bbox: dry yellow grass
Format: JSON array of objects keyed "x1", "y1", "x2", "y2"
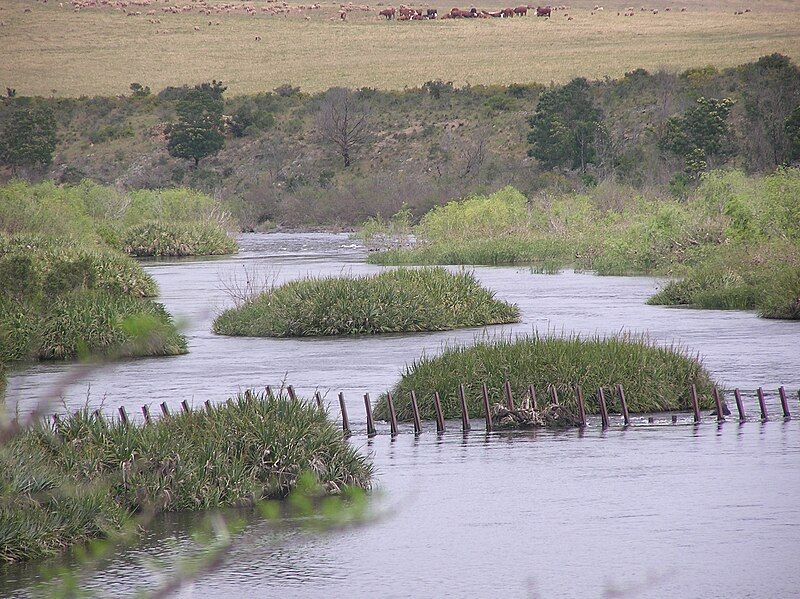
[{"x1": 2, "y1": 0, "x2": 800, "y2": 96}]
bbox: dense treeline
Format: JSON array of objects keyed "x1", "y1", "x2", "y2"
[{"x1": 1, "y1": 55, "x2": 799, "y2": 228}]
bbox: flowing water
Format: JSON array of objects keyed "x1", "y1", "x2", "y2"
[{"x1": 3, "y1": 233, "x2": 799, "y2": 598}]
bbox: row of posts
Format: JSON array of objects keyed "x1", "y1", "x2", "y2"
[{"x1": 54, "y1": 384, "x2": 795, "y2": 435}]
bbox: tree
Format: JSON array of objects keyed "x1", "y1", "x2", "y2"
[
  {"x1": 167, "y1": 82, "x2": 226, "y2": 167},
  {"x1": 527, "y1": 78, "x2": 605, "y2": 172},
  {"x1": 316, "y1": 87, "x2": 371, "y2": 168},
  {"x1": 787, "y1": 105, "x2": 800, "y2": 162},
  {"x1": 0, "y1": 101, "x2": 57, "y2": 174}
]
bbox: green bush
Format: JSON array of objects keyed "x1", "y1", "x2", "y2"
[
  {"x1": 213, "y1": 267, "x2": 520, "y2": 337},
  {"x1": 374, "y1": 334, "x2": 717, "y2": 422},
  {"x1": 0, "y1": 391, "x2": 372, "y2": 563},
  {"x1": 121, "y1": 220, "x2": 237, "y2": 257}
]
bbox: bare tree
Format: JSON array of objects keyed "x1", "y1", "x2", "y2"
[{"x1": 316, "y1": 87, "x2": 371, "y2": 167}]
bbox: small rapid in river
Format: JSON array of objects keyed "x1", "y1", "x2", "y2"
[{"x1": 3, "y1": 233, "x2": 799, "y2": 598}]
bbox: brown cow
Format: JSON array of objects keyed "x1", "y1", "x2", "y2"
[
  {"x1": 501, "y1": 7, "x2": 515, "y2": 16},
  {"x1": 536, "y1": 5, "x2": 551, "y2": 16},
  {"x1": 379, "y1": 7, "x2": 395, "y2": 18},
  {"x1": 514, "y1": 5, "x2": 528, "y2": 15}
]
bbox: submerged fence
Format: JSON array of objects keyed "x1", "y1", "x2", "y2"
[{"x1": 64, "y1": 382, "x2": 798, "y2": 438}]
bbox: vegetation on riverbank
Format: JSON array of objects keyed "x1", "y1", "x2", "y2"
[
  {"x1": 367, "y1": 169, "x2": 800, "y2": 319},
  {"x1": 374, "y1": 334, "x2": 717, "y2": 422},
  {"x1": 0, "y1": 391, "x2": 372, "y2": 563},
  {"x1": 213, "y1": 267, "x2": 519, "y2": 337}
]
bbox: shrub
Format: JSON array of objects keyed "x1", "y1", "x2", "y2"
[
  {"x1": 213, "y1": 268, "x2": 520, "y2": 337},
  {"x1": 374, "y1": 334, "x2": 717, "y2": 422},
  {"x1": 121, "y1": 220, "x2": 237, "y2": 257}
]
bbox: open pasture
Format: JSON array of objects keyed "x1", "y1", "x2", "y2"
[{"x1": 2, "y1": 0, "x2": 800, "y2": 95}]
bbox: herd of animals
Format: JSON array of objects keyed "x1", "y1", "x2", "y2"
[{"x1": 378, "y1": 4, "x2": 557, "y2": 18}]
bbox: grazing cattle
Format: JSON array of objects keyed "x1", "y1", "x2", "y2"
[
  {"x1": 513, "y1": 5, "x2": 528, "y2": 15},
  {"x1": 427, "y1": 8, "x2": 438, "y2": 17},
  {"x1": 484, "y1": 9, "x2": 503, "y2": 16},
  {"x1": 501, "y1": 7, "x2": 515, "y2": 16},
  {"x1": 379, "y1": 7, "x2": 395, "y2": 18},
  {"x1": 536, "y1": 5, "x2": 551, "y2": 16}
]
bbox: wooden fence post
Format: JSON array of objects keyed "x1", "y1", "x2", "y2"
[
  {"x1": 364, "y1": 393, "x2": 376, "y2": 437},
  {"x1": 265, "y1": 385, "x2": 274, "y2": 399},
  {"x1": 598, "y1": 388, "x2": 609, "y2": 429},
  {"x1": 528, "y1": 385, "x2": 537, "y2": 410},
  {"x1": 575, "y1": 385, "x2": 586, "y2": 428},
  {"x1": 93, "y1": 409, "x2": 102, "y2": 421},
  {"x1": 314, "y1": 391, "x2": 323, "y2": 410},
  {"x1": 550, "y1": 385, "x2": 559, "y2": 405},
  {"x1": 481, "y1": 383, "x2": 493, "y2": 432},
  {"x1": 118, "y1": 406, "x2": 129, "y2": 425},
  {"x1": 712, "y1": 386, "x2": 725, "y2": 422},
  {"x1": 410, "y1": 390, "x2": 422, "y2": 434},
  {"x1": 386, "y1": 392, "x2": 399, "y2": 437},
  {"x1": 160, "y1": 402, "x2": 170, "y2": 418},
  {"x1": 733, "y1": 389, "x2": 745, "y2": 421},
  {"x1": 503, "y1": 381, "x2": 514, "y2": 411},
  {"x1": 690, "y1": 384, "x2": 701, "y2": 423},
  {"x1": 338, "y1": 392, "x2": 350, "y2": 436},
  {"x1": 433, "y1": 392, "x2": 446, "y2": 433},
  {"x1": 141, "y1": 405, "x2": 151, "y2": 424},
  {"x1": 204, "y1": 399, "x2": 213, "y2": 414},
  {"x1": 287, "y1": 385, "x2": 297, "y2": 401},
  {"x1": 616, "y1": 384, "x2": 630, "y2": 425},
  {"x1": 757, "y1": 387, "x2": 768, "y2": 421},
  {"x1": 181, "y1": 400, "x2": 190, "y2": 414},
  {"x1": 458, "y1": 383, "x2": 471, "y2": 432},
  {"x1": 779, "y1": 386, "x2": 791, "y2": 419}
]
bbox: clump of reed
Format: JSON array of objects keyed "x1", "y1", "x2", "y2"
[
  {"x1": 374, "y1": 333, "x2": 716, "y2": 422},
  {"x1": 213, "y1": 267, "x2": 520, "y2": 337},
  {"x1": 121, "y1": 220, "x2": 237, "y2": 257},
  {"x1": 0, "y1": 391, "x2": 372, "y2": 563}
]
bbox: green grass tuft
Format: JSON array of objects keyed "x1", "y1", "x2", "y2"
[
  {"x1": 213, "y1": 267, "x2": 520, "y2": 337},
  {"x1": 121, "y1": 220, "x2": 237, "y2": 257},
  {"x1": 374, "y1": 333, "x2": 717, "y2": 422}
]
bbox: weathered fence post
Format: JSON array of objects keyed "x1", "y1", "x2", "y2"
[
  {"x1": 386, "y1": 392, "x2": 399, "y2": 437},
  {"x1": 118, "y1": 406, "x2": 129, "y2": 425},
  {"x1": 779, "y1": 386, "x2": 791, "y2": 419},
  {"x1": 265, "y1": 385, "x2": 274, "y2": 399},
  {"x1": 550, "y1": 385, "x2": 559, "y2": 405},
  {"x1": 160, "y1": 402, "x2": 170, "y2": 418},
  {"x1": 757, "y1": 387, "x2": 768, "y2": 421},
  {"x1": 598, "y1": 388, "x2": 609, "y2": 429},
  {"x1": 481, "y1": 383, "x2": 493, "y2": 432},
  {"x1": 181, "y1": 400, "x2": 190, "y2": 414},
  {"x1": 287, "y1": 385, "x2": 297, "y2": 401},
  {"x1": 204, "y1": 399, "x2": 213, "y2": 414},
  {"x1": 141, "y1": 405, "x2": 152, "y2": 424},
  {"x1": 733, "y1": 389, "x2": 746, "y2": 421},
  {"x1": 616, "y1": 383, "x2": 630, "y2": 425},
  {"x1": 93, "y1": 409, "x2": 102, "y2": 421},
  {"x1": 314, "y1": 391, "x2": 323, "y2": 410},
  {"x1": 528, "y1": 385, "x2": 538, "y2": 410},
  {"x1": 410, "y1": 390, "x2": 422, "y2": 434},
  {"x1": 458, "y1": 383, "x2": 471, "y2": 432},
  {"x1": 338, "y1": 392, "x2": 350, "y2": 436},
  {"x1": 433, "y1": 391, "x2": 446, "y2": 433},
  {"x1": 503, "y1": 381, "x2": 514, "y2": 411},
  {"x1": 575, "y1": 385, "x2": 586, "y2": 428},
  {"x1": 690, "y1": 384, "x2": 701, "y2": 423},
  {"x1": 712, "y1": 387, "x2": 724, "y2": 422},
  {"x1": 363, "y1": 393, "x2": 376, "y2": 437}
]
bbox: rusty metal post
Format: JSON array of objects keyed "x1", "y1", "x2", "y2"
[
  {"x1": 433, "y1": 391, "x2": 445, "y2": 433},
  {"x1": 481, "y1": 383, "x2": 493, "y2": 432},
  {"x1": 386, "y1": 392, "x2": 399, "y2": 437},
  {"x1": 616, "y1": 384, "x2": 630, "y2": 425},
  {"x1": 690, "y1": 384, "x2": 701, "y2": 423},
  {"x1": 733, "y1": 389, "x2": 745, "y2": 421},
  {"x1": 314, "y1": 391, "x2": 323, "y2": 410},
  {"x1": 575, "y1": 385, "x2": 587, "y2": 428},
  {"x1": 181, "y1": 400, "x2": 190, "y2": 414},
  {"x1": 598, "y1": 388, "x2": 609, "y2": 429},
  {"x1": 141, "y1": 405, "x2": 152, "y2": 424},
  {"x1": 363, "y1": 393, "x2": 376, "y2": 437},
  {"x1": 160, "y1": 402, "x2": 170, "y2": 418},
  {"x1": 410, "y1": 390, "x2": 422, "y2": 434},
  {"x1": 287, "y1": 385, "x2": 297, "y2": 401},
  {"x1": 757, "y1": 387, "x2": 768, "y2": 421},
  {"x1": 712, "y1": 386, "x2": 725, "y2": 422},
  {"x1": 338, "y1": 392, "x2": 350, "y2": 435},
  {"x1": 118, "y1": 406, "x2": 129, "y2": 425},
  {"x1": 503, "y1": 380, "x2": 514, "y2": 411},
  {"x1": 458, "y1": 383, "x2": 471, "y2": 432},
  {"x1": 779, "y1": 386, "x2": 791, "y2": 419}
]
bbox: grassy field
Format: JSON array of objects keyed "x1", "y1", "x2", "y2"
[{"x1": 2, "y1": 0, "x2": 800, "y2": 96}]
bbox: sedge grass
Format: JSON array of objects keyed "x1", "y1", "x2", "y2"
[
  {"x1": 0, "y1": 391, "x2": 372, "y2": 563},
  {"x1": 121, "y1": 220, "x2": 237, "y2": 257},
  {"x1": 213, "y1": 267, "x2": 520, "y2": 337},
  {"x1": 374, "y1": 333, "x2": 717, "y2": 422}
]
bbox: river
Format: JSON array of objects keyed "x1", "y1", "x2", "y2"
[{"x1": 3, "y1": 233, "x2": 799, "y2": 598}]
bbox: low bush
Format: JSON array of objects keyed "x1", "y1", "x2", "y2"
[
  {"x1": 121, "y1": 220, "x2": 237, "y2": 257},
  {"x1": 213, "y1": 267, "x2": 520, "y2": 337},
  {"x1": 374, "y1": 334, "x2": 716, "y2": 422},
  {"x1": 0, "y1": 391, "x2": 372, "y2": 563}
]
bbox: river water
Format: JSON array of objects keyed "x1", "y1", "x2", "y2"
[{"x1": 3, "y1": 233, "x2": 799, "y2": 598}]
